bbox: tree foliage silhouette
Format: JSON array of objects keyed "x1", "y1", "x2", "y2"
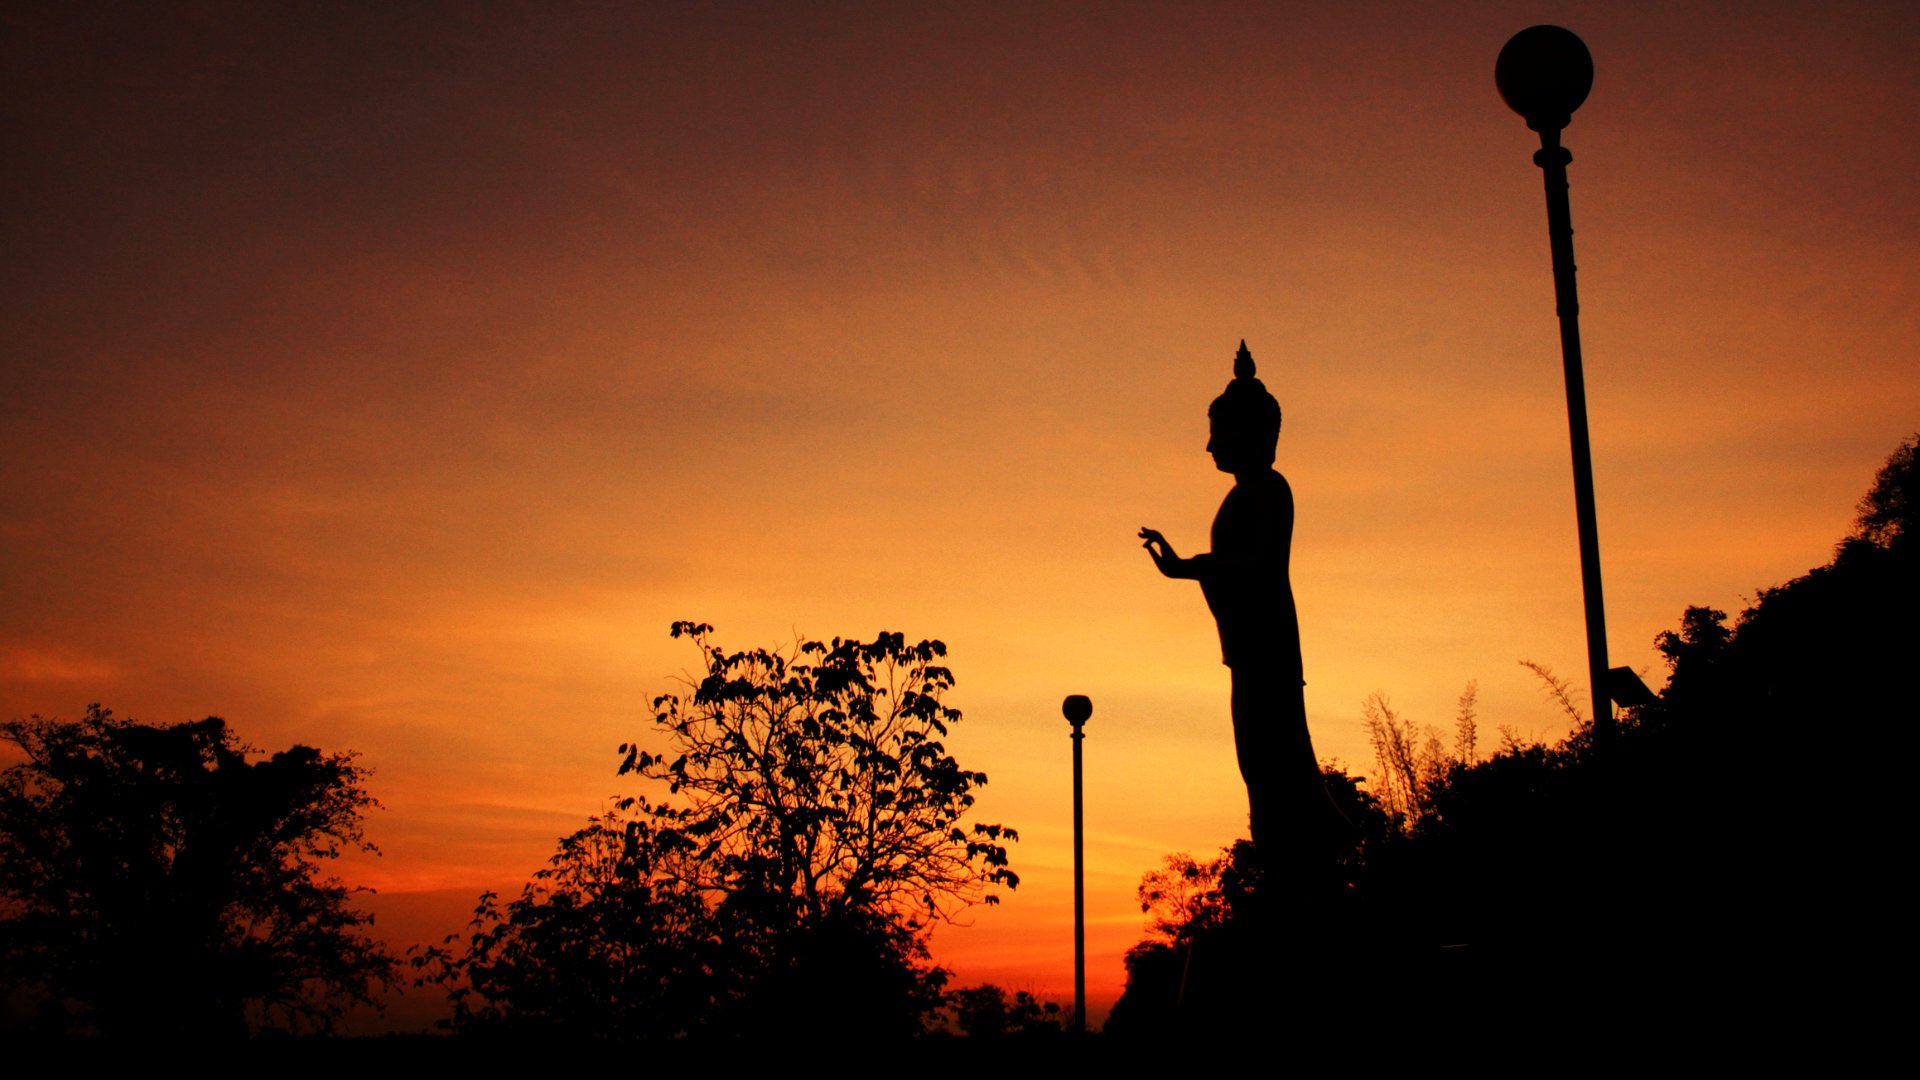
[
  {"x1": 0, "y1": 706, "x2": 394, "y2": 1037},
  {"x1": 1136, "y1": 851, "x2": 1228, "y2": 945},
  {"x1": 1850, "y1": 434, "x2": 1915, "y2": 551},
  {"x1": 423, "y1": 623, "x2": 1017, "y2": 1037},
  {"x1": 946, "y1": 983, "x2": 1065, "y2": 1038},
  {"x1": 621, "y1": 621, "x2": 1016, "y2": 926},
  {"x1": 422, "y1": 817, "x2": 724, "y2": 1039}
]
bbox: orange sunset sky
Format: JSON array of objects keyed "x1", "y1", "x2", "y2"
[{"x1": 5, "y1": 2, "x2": 1917, "y2": 1029}]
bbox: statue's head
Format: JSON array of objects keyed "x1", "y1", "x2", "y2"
[{"x1": 1206, "y1": 341, "x2": 1281, "y2": 473}]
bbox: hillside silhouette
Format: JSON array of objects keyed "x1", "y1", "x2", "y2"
[{"x1": 1110, "y1": 433, "x2": 1917, "y2": 1046}]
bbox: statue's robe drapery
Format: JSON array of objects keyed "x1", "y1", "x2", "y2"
[{"x1": 1191, "y1": 469, "x2": 1326, "y2": 852}]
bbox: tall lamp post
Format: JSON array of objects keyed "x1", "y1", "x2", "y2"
[
  {"x1": 1063, "y1": 693, "x2": 1091, "y2": 1034},
  {"x1": 1497, "y1": 26, "x2": 1615, "y2": 741}
]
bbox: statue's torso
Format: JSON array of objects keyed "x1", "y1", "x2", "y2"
[{"x1": 1201, "y1": 469, "x2": 1302, "y2": 675}]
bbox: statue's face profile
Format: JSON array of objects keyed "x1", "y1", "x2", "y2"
[{"x1": 1207, "y1": 416, "x2": 1273, "y2": 475}]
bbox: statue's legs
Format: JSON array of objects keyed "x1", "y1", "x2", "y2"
[{"x1": 1229, "y1": 666, "x2": 1348, "y2": 861}]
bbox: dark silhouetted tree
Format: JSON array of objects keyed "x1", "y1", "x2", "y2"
[
  {"x1": 420, "y1": 817, "x2": 722, "y2": 1040},
  {"x1": 946, "y1": 983, "x2": 1064, "y2": 1037},
  {"x1": 1108, "y1": 766, "x2": 1392, "y2": 1038},
  {"x1": 621, "y1": 622, "x2": 1017, "y2": 930},
  {"x1": 423, "y1": 623, "x2": 1016, "y2": 1037},
  {"x1": 1135, "y1": 850, "x2": 1230, "y2": 948},
  {"x1": 0, "y1": 706, "x2": 394, "y2": 1037},
  {"x1": 1850, "y1": 434, "x2": 1915, "y2": 552}
]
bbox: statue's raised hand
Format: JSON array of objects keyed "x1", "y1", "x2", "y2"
[{"x1": 1139, "y1": 527, "x2": 1183, "y2": 577}]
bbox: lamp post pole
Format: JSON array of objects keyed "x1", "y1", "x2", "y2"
[
  {"x1": 1063, "y1": 694, "x2": 1092, "y2": 1034},
  {"x1": 1497, "y1": 26, "x2": 1615, "y2": 742}
]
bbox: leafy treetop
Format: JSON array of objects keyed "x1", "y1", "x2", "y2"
[{"x1": 618, "y1": 621, "x2": 1017, "y2": 928}]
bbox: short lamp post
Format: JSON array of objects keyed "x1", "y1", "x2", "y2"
[
  {"x1": 1497, "y1": 25, "x2": 1616, "y2": 741},
  {"x1": 1063, "y1": 693, "x2": 1091, "y2": 1035}
]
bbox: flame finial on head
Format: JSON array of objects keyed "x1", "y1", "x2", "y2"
[{"x1": 1234, "y1": 340, "x2": 1255, "y2": 379}]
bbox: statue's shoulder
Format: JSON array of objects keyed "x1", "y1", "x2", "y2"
[
  {"x1": 1248, "y1": 470, "x2": 1294, "y2": 534},
  {"x1": 1252, "y1": 468, "x2": 1294, "y2": 508},
  {"x1": 1218, "y1": 470, "x2": 1293, "y2": 536}
]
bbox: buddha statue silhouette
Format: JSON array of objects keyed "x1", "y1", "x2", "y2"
[{"x1": 1140, "y1": 341, "x2": 1349, "y2": 862}]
